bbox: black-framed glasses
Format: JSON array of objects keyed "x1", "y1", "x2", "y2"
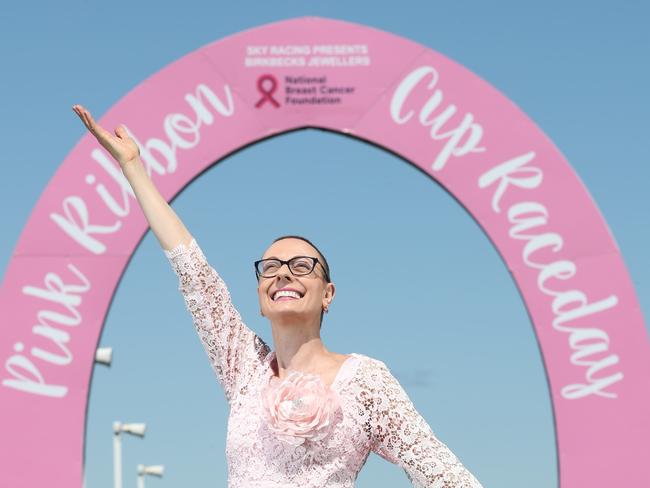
[{"x1": 254, "y1": 256, "x2": 330, "y2": 282}]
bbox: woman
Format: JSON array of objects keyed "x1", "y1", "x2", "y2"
[{"x1": 73, "y1": 105, "x2": 484, "y2": 488}]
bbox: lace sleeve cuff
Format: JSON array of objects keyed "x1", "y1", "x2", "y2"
[{"x1": 163, "y1": 238, "x2": 197, "y2": 260}]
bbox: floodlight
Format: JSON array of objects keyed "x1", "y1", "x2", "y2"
[
  {"x1": 95, "y1": 347, "x2": 113, "y2": 366},
  {"x1": 137, "y1": 464, "x2": 165, "y2": 488}
]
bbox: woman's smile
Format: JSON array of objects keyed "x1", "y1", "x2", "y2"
[{"x1": 272, "y1": 288, "x2": 304, "y2": 301}]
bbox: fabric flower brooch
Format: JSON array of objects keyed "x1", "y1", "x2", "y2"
[{"x1": 262, "y1": 370, "x2": 342, "y2": 446}]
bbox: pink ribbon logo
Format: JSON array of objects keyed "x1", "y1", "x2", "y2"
[{"x1": 255, "y1": 74, "x2": 281, "y2": 108}]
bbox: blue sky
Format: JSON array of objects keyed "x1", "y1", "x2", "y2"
[{"x1": 1, "y1": 1, "x2": 648, "y2": 487}]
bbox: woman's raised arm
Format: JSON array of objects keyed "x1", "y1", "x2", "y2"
[
  {"x1": 72, "y1": 104, "x2": 191, "y2": 251},
  {"x1": 73, "y1": 105, "x2": 271, "y2": 402}
]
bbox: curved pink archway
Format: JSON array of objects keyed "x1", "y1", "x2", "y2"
[{"x1": 1, "y1": 17, "x2": 648, "y2": 487}]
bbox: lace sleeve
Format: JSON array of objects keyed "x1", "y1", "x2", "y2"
[
  {"x1": 164, "y1": 237, "x2": 271, "y2": 404},
  {"x1": 369, "y1": 360, "x2": 484, "y2": 488}
]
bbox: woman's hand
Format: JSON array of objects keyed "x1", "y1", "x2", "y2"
[{"x1": 72, "y1": 104, "x2": 140, "y2": 168}]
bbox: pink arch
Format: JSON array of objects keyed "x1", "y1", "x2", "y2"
[{"x1": 1, "y1": 17, "x2": 648, "y2": 487}]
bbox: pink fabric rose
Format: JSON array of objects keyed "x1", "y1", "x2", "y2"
[{"x1": 262, "y1": 370, "x2": 342, "y2": 446}]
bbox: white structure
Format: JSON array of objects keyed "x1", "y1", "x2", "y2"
[
  {"x1": 95, "y1": 347, "x2": 113, "y2": 366},
  {"x1": 137, "y1": 464, "x2": 164, "y2": 488},
  {"x1": 112, "y1": 421, "x2": 146, "y2": 488}
]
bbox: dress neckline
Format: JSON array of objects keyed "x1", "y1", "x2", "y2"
[{"x1": 266, "y1": 352, "x2": 360, "y2": 391}]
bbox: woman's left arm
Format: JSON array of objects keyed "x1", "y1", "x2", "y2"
[{"x1": 369, "y1": 360, "x2": 484, "y2": 488}]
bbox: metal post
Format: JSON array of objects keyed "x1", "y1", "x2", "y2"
[
  {"x1": 136, "y1": 468, "x2": 145, "y2": 488},
  {"x1": 112, "y1": 422, "x2": 122, "y2": 488}
]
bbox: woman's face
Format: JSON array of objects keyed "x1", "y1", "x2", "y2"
[{"x1": 257, "y1": 238, "x2": 334, "y2": 325}]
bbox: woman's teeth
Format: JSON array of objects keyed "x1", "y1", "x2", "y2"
[{"x1": 273, "y1": 290, "x2": 301, "y2": 301}]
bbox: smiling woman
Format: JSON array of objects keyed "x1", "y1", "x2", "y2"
[
  {"x1": 163, "y1": 235, "x2": 485, "y2": 487},
  {"x1": 72, "y1": 102, "x2": 485, "y2": 487}
]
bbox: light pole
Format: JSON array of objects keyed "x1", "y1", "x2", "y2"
[
  {"x1": 82, "y1": 347, "x2": 112, "y2": 488},
  {"x1": 137, "y1": 464, "x2": 164, "y2": 488},
  {"x1": 113, "y1": 421, "x2": 146, "y2": 488}
]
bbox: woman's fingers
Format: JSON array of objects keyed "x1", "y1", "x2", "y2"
[
  {"x1": 73, "y1": 104, "x2": 97, "y2": 136},
  {"x1": 72, "y1": 105, "x2": 89, "y2": 130},
  {"x1": 73, "y1": 104, "x2": 119, "y2": 152},
  {"x1": 73, "y1": 105, "x2": 109, "y2": 140},
  {"x1": 73, "y1": 104, "x2": 95, "y2": 131},
  {"x1": 114, "y1": 125, "x2": 128, "y2": 140}
]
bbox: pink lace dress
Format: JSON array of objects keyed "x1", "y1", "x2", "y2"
[{"x1": 164, "y1": 237, "x2": 484, "y2": 488}]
